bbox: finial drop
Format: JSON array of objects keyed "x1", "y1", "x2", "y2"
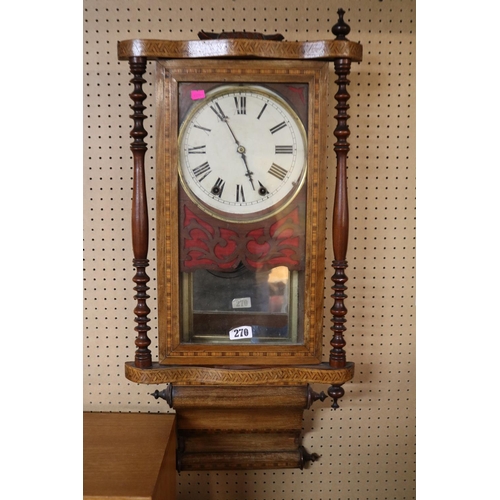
[
  {"x1": 151, "y1": 384, "x2": 173, "y2": 407},
  {"x1": 328, "y1": 384, "x2": 345, "y2": 410},
  {"x1": 332, "y1": 8, "x2": 351, "y2": 40}
]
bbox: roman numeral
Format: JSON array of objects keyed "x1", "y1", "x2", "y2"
[
  {"x1": 257, "y1": 103, "x2": 267, "y2": 120},
  {"x1": 192, "y1": 162, "x2": 211, "y2": 181},
  {"x1": 188, "y1": 145, "x2": 206, "y2": 154},
  {"x1": 275, "y1": 145, "x2": 293, "y2": 154},
  {"x1": 211, "y1": 177, "x2": 225, "y2": 197},
  {"x1": 270, "y1": 121, "x2": 287, "y2": 134},
  {"x1": 236, "y1": 184, "x2": 245, "y2": 203},
  {"x1": 234, "y1": 96, "x2": 246, "y2": 115},
  {"x1": 210, "y1": 102, "x2": 226, "y2": 121},
  {"x1": 268, "y1": 163, "x2": 288, "y2": 181}
]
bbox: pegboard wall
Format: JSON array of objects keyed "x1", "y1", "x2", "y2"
[{"x1": 83, "y1": 0, "x2": 415, "y2": 498}]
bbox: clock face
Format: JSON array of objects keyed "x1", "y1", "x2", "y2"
[{"x1": 178, "y1": 85, "x2": 307, "y2": 222}]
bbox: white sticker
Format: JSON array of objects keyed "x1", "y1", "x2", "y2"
[
  {"x1": 232, "y1": 297, "x2": 252, "y2": 309},
  {"x1": 229, "y1": 326, "x2": 253, "y2": 340}
]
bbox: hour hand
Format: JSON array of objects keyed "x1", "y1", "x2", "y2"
[{"x1": 236, "y1": 145, "x2": 255, "y2": 190}]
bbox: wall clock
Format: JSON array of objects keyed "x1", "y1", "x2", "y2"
[{"x1": 118, "y1": 9, "x2": 362, "y2": 471}]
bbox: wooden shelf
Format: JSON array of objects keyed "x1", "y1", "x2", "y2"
[
  {"x1": 124, "y1": 361, "x2": 354, "y2": 386},
  {"x1": 83, "y1": 412, "x2": 176, "y2": 500}
]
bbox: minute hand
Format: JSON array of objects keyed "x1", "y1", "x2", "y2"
[{"x1": 213, "y1": 103, "x2": 255, "y2": 190}]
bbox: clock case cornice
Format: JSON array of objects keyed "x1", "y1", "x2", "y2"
[{"x1": 117, "y1": 37, "x2": 362, "y2": 63}]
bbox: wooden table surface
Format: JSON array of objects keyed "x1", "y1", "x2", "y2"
[{"x1": 83, "y1": 412, "x2": 176, "y2": 500}]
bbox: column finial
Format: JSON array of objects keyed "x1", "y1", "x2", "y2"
[{"x1": 332, "y1": 8, "x2": 351, "y2": 40}]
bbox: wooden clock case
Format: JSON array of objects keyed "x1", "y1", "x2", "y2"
[
  {"x1": 157, "y1": 60, "x2": 326, "y2": 366},
  {"x1": 118, "y1": 10, "x2": 362, "y2": 471}
]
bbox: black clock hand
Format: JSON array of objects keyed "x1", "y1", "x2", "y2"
[
  {"x1": 212, "y1": 103, "x2": 241, "y2": 145},
  {"x1": 222, "y1": 115, "x2": 240, "y2": 145},
  {"x1": 214, "y1": 102, "x2": 255, "y2": 190},
  {"x1": 236, "y1": 145, "x2": 255, "y2": 191}
]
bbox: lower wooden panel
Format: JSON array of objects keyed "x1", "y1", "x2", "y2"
[
  {"x1": 177, "y1": 407, "x2": 304, "y2": 431},
  {"x1": 179, "y1": 431, "x2": 300, "y2": 453},
  {"x1": 179, "y1": 451, "x2": 303, "y2": 471},
  {"x1": 173, "y1": 384, "x2": 319, "y2": 471},
  {"x1": 171, "y1": 384, "x2": 309, "y2": 408}
]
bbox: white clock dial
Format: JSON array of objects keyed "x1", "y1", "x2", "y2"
[{"x1": 178, "y1": 85, "x2": 307, "y2": 222}]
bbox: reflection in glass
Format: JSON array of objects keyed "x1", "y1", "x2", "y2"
[{"x1": 181, "y1": 264, "x2": 302, "y2": 344}]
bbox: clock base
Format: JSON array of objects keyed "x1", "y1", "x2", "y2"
[
  {"x1": 160, "y1": 384, "x2": 328, "y2": 471},
  {"x1": 128, "y1": 368, "x2": 353, "y2": 471}
]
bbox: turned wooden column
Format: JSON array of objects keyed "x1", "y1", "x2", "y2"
[
  {"x1": 128, "y1": 56, "x2": 152, "y2": 368},
  {"x1": 329, "y1": 9, "x2": 352, "y2": 371}
]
